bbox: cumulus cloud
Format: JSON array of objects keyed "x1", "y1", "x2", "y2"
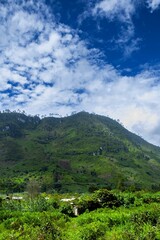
[{"x1": 1, "y1": 0, "x2": 160, "y2": 145}]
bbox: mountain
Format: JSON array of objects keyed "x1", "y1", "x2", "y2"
[{"x1": 0, "y1": 110, "x2": 160, "y2": 193}]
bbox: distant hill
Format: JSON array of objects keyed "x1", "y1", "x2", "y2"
[{"x1": 1, "y1": 111, "x2": 160, "y2": 193}]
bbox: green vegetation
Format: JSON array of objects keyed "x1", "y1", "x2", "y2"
[
  {"x1": 1, "y1": 190, "x2": 160, "y2": 239},
  {"x1": 1, "y1": 110, "x2": 160, "y2": 193},
  {"x1": 1, "y1": 111, "x2": 160, "y2": 238}
]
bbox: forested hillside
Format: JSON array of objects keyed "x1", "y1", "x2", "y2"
[{"x1": 1, "y1": 111, "x2": 160, "y2": 193}]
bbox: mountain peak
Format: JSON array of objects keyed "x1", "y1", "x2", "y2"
[{"x1": 1, "y1": 111, "x2": 160, "y2": 193}]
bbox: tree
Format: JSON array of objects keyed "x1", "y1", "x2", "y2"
[{"x1": 26, "y1": 179, "x2": 40, "y2": 198}]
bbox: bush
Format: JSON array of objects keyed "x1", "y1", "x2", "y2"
[
  {"x1": 93, "y1": 189, "x2": 123, "y2": 208},
  {"x1": 77, "y1": 194, "x2": 100, "y2": 214},
  {"x1": 77, "y1": 189, "x2": 123, "y2": 214},
  {"x1": 77, "y1": 221, "x2": 106, "y2": 240},
  {"x1": 59, "y1": 202, "x2": 75, "y2": 217}
]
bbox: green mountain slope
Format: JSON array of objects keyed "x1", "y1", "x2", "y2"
[{"x1": 0, "y1": 111, "x2": 160, "y2": 193}]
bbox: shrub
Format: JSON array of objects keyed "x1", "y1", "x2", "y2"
[
  {"x1": 77, "y1": 194, "x2": 100, "y2": 214},
  {"x1": 27, "y1": 196, "x2": 50, "y2": 212},
  {"x1": 78, "y1": 221, "x2": 106, "y2": 240},
  {"x1": 93, "y1": 189, "x2": 123, "y2": 208},
  {"x1": 77, "y1": 189, "x2": 123, "y2": 214},
  {"x1": 59, "y1": 202, "x2": 75, "y2": 217}
]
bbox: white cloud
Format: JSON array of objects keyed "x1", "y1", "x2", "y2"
[
  {"x1": 0, "y1": 0, "x2": 100, "y2": 110},
  {"x1": 87, "y1": 0, "x2": 160, "y2": 58},
  {"x1": 78, "y1": 69, "x2": 160, "y2": 146},
  {"x1": 147, "y1": 0, "x2": 160, "y2": 11},
  {"x1": 114, "y1": 24, "x2": 141, "y2": 57},
  {"x1": 92, "y1": 0, "x2": 135, "y2": 22},
  {"x1": 91, "y1": 0, "x2": 141, "y2": 57},
  {"x1": 1, "y1": 1, "x2": 160, "y2": 145}
]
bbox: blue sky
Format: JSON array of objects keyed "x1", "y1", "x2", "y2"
[{"x1": 1, "y1": 0, "x2": 160, "y2": 145}]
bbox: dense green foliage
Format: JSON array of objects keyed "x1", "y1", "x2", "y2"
[
  {"x1": 1, "y1": 110, "x2": 160, "y2": 193},
  {"x1": 1, "y1": 190, "x2": 160, "y2": 239}
]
